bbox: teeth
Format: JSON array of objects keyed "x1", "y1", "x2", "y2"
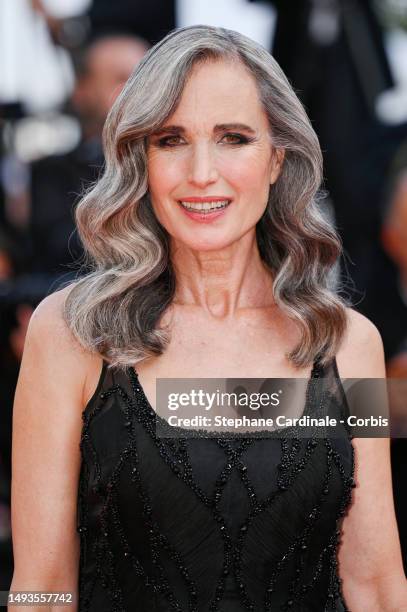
[{"x1": 179, "y1": 200, "x2": 230, "y2": 212}]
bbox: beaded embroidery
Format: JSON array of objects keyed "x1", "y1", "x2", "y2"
[{"x1": 77, "y1": 358, "x2": 354, "y2": 611}]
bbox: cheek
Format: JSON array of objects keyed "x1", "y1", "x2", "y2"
[
  {"x1": 217, "y1": 158, "x2": 271, "y2": 208},
  {"x1": 218, "y1": 149, "x2": 271, "y2": 187},
  {"x1": 147, "y1": 155, "x2": 183, "y2": 200}
]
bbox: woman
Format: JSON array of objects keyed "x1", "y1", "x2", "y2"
[{"x1": 10, "y1": 25, "x2": 407, "y2": 611}]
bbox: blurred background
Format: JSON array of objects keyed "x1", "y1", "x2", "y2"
[{"x1": 1, "y1": 0, "x2": 407, "y2": 593}]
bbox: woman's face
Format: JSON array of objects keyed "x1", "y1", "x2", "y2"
[{"x1": 146, "y1": 59, "x2": 284, "y2": 251}]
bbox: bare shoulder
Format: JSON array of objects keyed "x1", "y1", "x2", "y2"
[
  {"x1": 23, "y1": 285, "x2": 103, "y2": 407},
  {"x1": 335, "y1": 307, "x2": 386, "y2": 379},
  {"x1": 11, "y1": 285, "x2": 103, "y2": 585},
  {"x1": 29, "y1": 285, "x2": 77, "y2": 344}
]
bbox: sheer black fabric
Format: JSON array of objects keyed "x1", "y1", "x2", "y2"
[{"x1": 77, "y1": 357, "x2": 354, "y2": 611}]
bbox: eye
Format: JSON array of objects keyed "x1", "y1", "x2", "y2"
[
  {"x1": 157, "y1": 135, "x2": 184, "y2": 147},
  {"x1": 221, "y1": 133, "x2": 251, "y2": 145}
]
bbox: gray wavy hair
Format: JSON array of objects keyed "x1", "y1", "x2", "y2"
[{"x1": 63, "y1": 24, "x2": 349, "y2": 369}]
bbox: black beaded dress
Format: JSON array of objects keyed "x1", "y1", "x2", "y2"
[{"x1": 77, "y1": 356, "x2": 355, "y2": 612}]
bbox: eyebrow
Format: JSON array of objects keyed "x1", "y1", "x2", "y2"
[{"x1": 151, "y1": 123, "x2": 257, "y2": 136}]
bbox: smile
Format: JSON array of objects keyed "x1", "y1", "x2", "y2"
[{"x1": 178, "y1": 200, "x2": 231, "y2": 212}]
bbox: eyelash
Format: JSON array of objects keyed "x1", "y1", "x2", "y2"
[{"x1": 156, "y1": 133, "x2": 252, "y2": 147}]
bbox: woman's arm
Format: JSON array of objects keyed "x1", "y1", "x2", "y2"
[
  {"x1": 9, "y1": 288, "x2": 99, "y2": 611},
  {"x1": 337, "y1": 309, "x2": 407, "y2": 611}
]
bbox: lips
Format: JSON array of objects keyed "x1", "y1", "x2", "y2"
[
  {"x1": 178, "y1": 200, "x2": 231, "y2": 212},
  {"x1": 178, "y1": 197, "x2": 232, "y2": 202},
  {"x1": 176, "y1": 198, "x2": 232, "y2": 223}
]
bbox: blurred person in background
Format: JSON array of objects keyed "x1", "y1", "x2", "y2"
[
  {"x1": 381, "y1": 151, "x2": 407, "y2": 355},
  {"x1": 0, "y1": 230, "x2": 29, "y2": 592},
  {"x1": 380, "y1": 146, "x2": 407, "y2": 573},
  {"x1": 28, "y1": 33, "x2": 150, "y2": 278}
]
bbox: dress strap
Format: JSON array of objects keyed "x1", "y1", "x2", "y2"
[{"x1": 82, "y1": 358, "x2": 108, "y2": 416}]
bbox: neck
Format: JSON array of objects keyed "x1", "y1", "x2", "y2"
[{"x1": 170, "y1": 232, "x2": 275, "y2": 319}]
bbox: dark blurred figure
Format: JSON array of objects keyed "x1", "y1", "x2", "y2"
[
  {"x1": 269, "y1": 0, "x2": 393, "y2": 242},
  {"x1": 0, "y1": 230, "x2": 26, "y2": 476},
  {"x1": 381, "y1": 157, "x2": 407, "y2": 343},
  {"x1": 88, "y1": 0, "x2": 175, "y2": 45},
  {"x1": 0, "y1": 230, "x2": 28, "y2": 592},
  {"x1": 29, "y1": 34, "x2": 150, "y2": 278},
  {"x1": 380, "y1": 148, "x2": 407, "y2": 573}
]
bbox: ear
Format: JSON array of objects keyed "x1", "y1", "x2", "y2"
[{"x1": 270, "y1": 148, "x2": 285, "y2": 185}]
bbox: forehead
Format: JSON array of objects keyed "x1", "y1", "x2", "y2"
[{"x1": 165, "y1": 59, "x2": 268, "y2": 130}]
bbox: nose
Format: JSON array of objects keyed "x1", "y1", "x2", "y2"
[{"x1": 187, "y1": 142, "x2": 219, "y2": 187}]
